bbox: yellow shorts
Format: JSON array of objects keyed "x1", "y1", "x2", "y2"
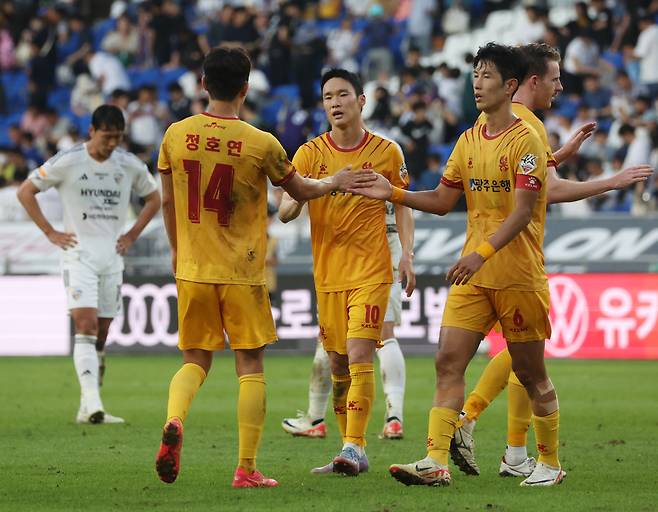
[
  {"x1": 176, "y1": 279, "x2": 276, "y2": 351},
  {"x1": 441, "y1": 284, "x2": 551, "y2": 342},
  {"x1": 317, "y1": 283, "x2": 391, "y2": 355}
]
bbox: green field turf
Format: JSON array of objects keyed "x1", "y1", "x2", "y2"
[{"x1": 2, "y1": 354, "x2": 657, "y2": 511}]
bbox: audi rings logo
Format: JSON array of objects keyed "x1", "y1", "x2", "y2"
[
  {"x1": 107, "y1": 283, "x2": 178, "y2": 347},
  {"x1": 547, "y1": 276, "x2": 589, "y2": 357}
]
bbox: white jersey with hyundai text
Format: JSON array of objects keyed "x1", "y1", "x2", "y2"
[{"x1": 29, "y1": 143, "x2": 157, "y2": 273}]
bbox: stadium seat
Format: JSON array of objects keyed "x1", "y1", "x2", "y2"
[
  {"x1": 1, "y1": 70, "x2": 28, "y2": 114},
  {"x1": 128, "y1": 68, "x2": 160, "y2": 89},
  {"x1": 271, "y1": 85, "x2": 301, "y2": 103},
  {"x1": 602, "y1": 51, "x2": 624, "y2": 71},
  {"x1": 47, "y1": 87, "x2": 72, "y2": 113}
]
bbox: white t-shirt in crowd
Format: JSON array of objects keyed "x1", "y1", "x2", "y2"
[
  {"x1": 88, "y1": 52, "x2": 131, "y2": 96},
  {"x1": 634, "y1": 24, "x2": 658, "y2": 84}
]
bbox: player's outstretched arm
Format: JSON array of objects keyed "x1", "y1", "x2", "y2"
[
  {"x1": 546, "y1": 164, "x2": 653, "y2": 204},
  {"x1": 552, "y1": 121, "x2": 596, "y2": 165},
  {"x1": 394, "y1": 204, "x2": 416, "y2": 296},
  {"x1": 281, "y1": 166, "x2": 376, "y2": 202},
  {"x1": 116, "y1": 190, "x2": 161, "y2": 255},
  {"x1": 16, "y1": 180, "x2": 77, "y2": 249},
  {"x1": 349, "y1": 174, "x2": 462, "y2": 216},
  {"x1": 448, "y1": 188, "x2": 538, "y2": 286},
  {"x1": 160, "y1": 172, "x2": 177, "y2": 274},
  {"x1": 278, "y1": 192, "x2": 305, "y2": 223}
]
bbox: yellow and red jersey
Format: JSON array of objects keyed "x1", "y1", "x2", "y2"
[
  {"x1": 292, "y1": 131, "x2": 409, "y2": 292},
  {"x1": 442, "y1": 118, "x2": 548, "y2": 291},
  {"x1": 477, "y1": 102, "x2": 557, "y2": 168},
  {"x1": 158, "y1": 113, "x2": 295, "y2": 284}
]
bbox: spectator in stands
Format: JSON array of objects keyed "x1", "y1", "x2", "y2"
[
  {"x1": 167, "y1": 82, "x2": 191, "y2": 121},
  {"x1": 366, "y1": 86, "x2": 394, "y2": 129},
  {"x1": 407, "y1": 0, "x2": 438, "y2": 55},
  {"x1": 584, "y1": 158, "x2": 615, "y2": 211},
  {"x1": 291, "y1": 22, "x2": 326, "y2": 109},
  {"x1": 127, "y1": 84, "x2": 169, "y2": 155},
  {"x1": 582, "y1": 74, "x2": 612, "y2": 121},
  {"x1": 563, "y1": 1, "x2": 591, "y2": 40},
  {"x1": 590, "y1": 0, "x2": 614, "y2": 48},
  {"x1": 515, "y1": 5, "x2": 548, "y2": 44},
  {"x1": 0, "y1": 9, "x2": 16, "y2": 71},
  {"x1": 611, "y1": 70, "x2": 640, "y2": 121},
  {"x1": 134, "y1": 3, "x2": 154, "y2": 67},
  {"x1": 415, "y1": 152, "x2": 443, "y2": 191},
  {"x1": 0, "y1": 165, "x2": 29, "y2": 221},
  {"x1": 223, "y1": 7, "x2": 260, "y2": 53},
  {"x1": 201, "y1": 5, "x2": 234, "y2": 51},
  {"x1": 149, "y1": 0, "x2": 185, "y2": 67},
  {"x1": 18, "y1": 131, "x2": 43, "y2": 168},
  {"x1": 20, "y1": 103, "x2": 49, "y2": 140},
  {"x1": 55, "y1": 125, "x2": 82, "y2": 152},
  {"x1": 57, "y1": 13, "x2": 92, "y2": 77},
  {"x1": 362, "y1": 4, "x2": 394, "y2": 81},
  {"x1": 627, "y1": 15, "x2": 658, "y2": 100},
  {"x1": 562, "y1": 29, "x2": 601, "y2": 94},
  {"x1": 107, "y1": 88, "x2": 130, "y2": 120},
  {"x1": 83, "y1": 49, "x2": 130, "y2": 98},
  {"x1": 101, "y1": 13, "x2": 139, "y2": 67},
  {"x1": 401, "y1": 100, "x2": 433, "y2": 180},
  {"x1": 267, "y1": 24, "x2": 292, "y2": 87},
  {"x1": 327, "y1": 17, "x2": 360, "y2": 74}
]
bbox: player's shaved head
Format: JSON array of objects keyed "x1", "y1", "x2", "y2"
[
  {"x1": 203, "y1": 46, "x2": 251, "y2": 101},
  {"x1": 520, "y1": 43, "x2": 561, "y2": 82},
  {"x1": 473, "y1": 43, "x2": 527, "y2": 85},
  {"x1": 321, "y1": 68, "x2": 363, "y2": 97}
]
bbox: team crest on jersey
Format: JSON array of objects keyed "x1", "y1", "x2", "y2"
[
  {"x1": 319, "y1": 163, "x2": 328, "y2": 176},
  {"x1": 499, "y1": 155, "x2": 509, "y2": 173},
  {"x1": 519, "y1": 154, "x2": 538, "y2": 174},
  {"x1": 399, "y1": 162, "x2": 408, "y2": 180},
  {"x1": 468, "y1": 157, "x2": 473, "y2": 169},
  {"x1": 71, "y1": 288, "x2": 83, "y2": 301},
  {"x1": 362, "y1": 161, "x2": 373, "y2": 169},
  {"x1": 113, "y1": 173, "x2": 124, "y2": 185}
]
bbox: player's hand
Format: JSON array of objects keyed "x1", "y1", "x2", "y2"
[
  {"x1": 46, "y1": 230, "x2": 77, "y2": 249},
  {"x1": 398, "y1": 251, "x2": 416, "y2": 297},
  {"x1": 116, "y1": 233, "x2": 136, "y2": 255},
  {"x1": 331, "y1": 165, "x2": 377, "y2": 192},
  {"x1": 348, "y1": 173, "x2": 393, "y2": 200},
  {"x1": 447, "y1": 252, "x2": 485, "y2": 285},
  {"x1": 609, "y1": 165, "x2": 654, "y2": 190},
  {"x1": 561, "y1": 122, "x2": 596, "y2": 160}
]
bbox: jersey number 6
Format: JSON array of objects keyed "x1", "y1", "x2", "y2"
[{"x1": 183, "y1": 159, "x2": 235, "y2": 226}]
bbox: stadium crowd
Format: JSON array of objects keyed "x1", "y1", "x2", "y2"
[{"x1": 0, "y1": 0, "x2": 657, "y2": 220}]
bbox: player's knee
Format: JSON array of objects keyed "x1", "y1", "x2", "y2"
[
  {"x1": 74, "y1": 317, "x2": 98, "y2": 336},
  {"x1": 435, "y1": 350, "x2": 461, "y2": 380}
]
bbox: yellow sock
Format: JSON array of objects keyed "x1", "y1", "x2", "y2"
[
  {"x1": 427, "y1": 407, "x2": 459, "y2": 465},
  {"x1": 166, "y1": 362, "x2": 206, "y2": 423},
  {"x1": 238, "y1": 373, "x2": 266, "y2": 472},
  {"x1": 533, "y1": 409, "x2": 560, "y2": 467},
  {"x1": 332, "y1": 373, "x2": 351, "y2": 442},
  {"x1": 344, "y1": 363, "x2": 375, "y2": 447},
  {"x1": 463, "y1": 349, "x2": 512, "y2": 421},
  {"x1": 507, "y1": 371, "x2": 532, "y2": 446}
]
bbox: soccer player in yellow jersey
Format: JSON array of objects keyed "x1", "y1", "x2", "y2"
[
  {"x1": 153, "y1": 47, "x2": 375, "y2": 488},
  {"x1": 280, "y1": 68, "x2": 414, "y2": 476},
  {"x1": 450, "y1": 43, "x2": 654, "y2": 479},
  {"x1": 352, "y1": 42, "x2": 566, "y2": 487}
]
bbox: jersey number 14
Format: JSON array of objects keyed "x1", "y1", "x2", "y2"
[{"x1": 183, "y1": 159, "x2": 234, "y2": 226}]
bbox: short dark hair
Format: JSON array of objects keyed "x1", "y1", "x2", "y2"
[
  {"x1": 618, "y1": 123, "x2": 635, "y2": 136},
  {"x1": 91, "y1": 105, "x2": 125, "y2": 131},
  {"x1": 520, "y1": 43, "x2": 561, "y2": 81},
  {"x1": 203, "y1": 46, "x2": 251, "y2": 101},
  {"x1": 321, "y1": 68, "x2": 364, "y2": 97},
  {"x1": 473, "y1": 43, "x2": 527, "y2": 85}
]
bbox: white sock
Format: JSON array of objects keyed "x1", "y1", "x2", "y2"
[
  {"x1": 307, "y1": 341, "x2": 332, "y2": 421},
  {"x1": 505, "y1": 445, "x2": 528, "y2": 466},
  {"x1": 377, "y1": 338, "x2": 405, "y2": 421},
  {"x1": 343, "y1": 442, "x2": 364, "y2": 457},
  {"x1": 74, "y1": 334, "x2": 103, "y2": 412}
]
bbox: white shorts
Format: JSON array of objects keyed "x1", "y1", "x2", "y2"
[
  {"x1": 63, "y1": 262, "x2": 123, "y2": 318},
  {"x1": 384, "y1": 232, "x2": 402, "y2": 325}
]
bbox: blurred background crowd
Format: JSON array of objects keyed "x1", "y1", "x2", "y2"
[{"x1": 0, "y1": 0, "x2": 657, "y2": 221}]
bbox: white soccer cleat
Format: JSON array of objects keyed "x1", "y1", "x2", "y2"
[
  {"x1": 499, "y1": 456, "x2": 536, "y2": 477},
  {"x1": 389, "y1": 456, "x2": 451, "y2": 486},
  {"x1": 450, "y1": 423, "x2": 480, "y2": 475},
  {"x1": 520, "y1": 462, "x2": 566, "y2": 487},
  {"x1": 76, "y1": 407, "x2": 125, "y2": 424},
  {"x1": 281, "y1": 411, "x2": 327, "y2": 438}
]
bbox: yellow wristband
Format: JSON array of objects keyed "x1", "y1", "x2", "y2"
[
  {"x1": 390, "y1": 186, "x2": 405, "y2": 203},
  {"x1": 475, "y1": 241, "x2": 496, "y2": 260}
]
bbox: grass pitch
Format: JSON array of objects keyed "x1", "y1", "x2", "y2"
[{"x1": 2, "y1": 354, "x2": 657, "y2": 511}]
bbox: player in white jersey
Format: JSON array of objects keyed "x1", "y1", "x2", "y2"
[
  {"x1": 17, "y1": 105, "x2": 161, "y2": 424},
  {"x1": 281, "y1": 201, "x2": 414, "y2": 441}
]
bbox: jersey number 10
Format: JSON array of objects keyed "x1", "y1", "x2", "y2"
[{"x1": 183, "y1": 159, "x2": 234, "y2": 226}]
